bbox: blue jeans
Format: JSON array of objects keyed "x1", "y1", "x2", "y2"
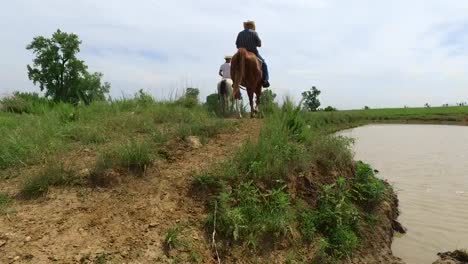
[{"x1": 254, "y1": 52, "x2": 269, "y2": 82}]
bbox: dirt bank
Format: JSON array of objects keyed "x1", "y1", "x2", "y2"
[{"x1": 347, "y1": 185, "x2": 405, "y2": 264}]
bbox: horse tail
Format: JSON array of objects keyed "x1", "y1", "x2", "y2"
[
  {"x1": 232, "y1": 48, "x2": 247, "y2": 99},
  {"x1": 220, "y1": 79, "x2": 227, "y2": 95},
  {"x1": 238, "y1": 48, "x2": 246, "y2": 86}
]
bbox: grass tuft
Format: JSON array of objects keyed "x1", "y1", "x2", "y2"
[
  {"x1": 20, "y1": 163, "x2": 81, "y2": 199},
  {"x1": 0, "y1": 193, "x2": 12, "y2": 213}
]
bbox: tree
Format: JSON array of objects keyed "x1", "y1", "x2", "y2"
[
  {"x1": 26, "y1": 29, "x2": 110, "y2": 104},
  {"x1": 205, "y1": 93, "x2": 219, "y2": 114},
  {"x1": 260, "y1": 89, "x2": 278, "y2": 114},
  {"x1": 324, "y1": 106, "x2": 337, "y2": 112},
  {"x1": 185, "y1": 88, "x2": 200, "y2": 100},
  {"x1": 302, "y1": 86, "x2": 321, "y2": 111},
  {"x1": 177, "y1": 87, "x2": 200, "y2": 108},
  {"x1": 364, "y1": 106, "x2": 370, "y2": 110}
]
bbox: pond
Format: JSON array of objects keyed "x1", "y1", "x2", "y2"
[{"x1": 341, "y1": 124, "x2": 468, "y2": 264}]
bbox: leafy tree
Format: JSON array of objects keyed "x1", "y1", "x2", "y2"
[
  {"x1": 302, "y1": 86, "x2": 321, "y2": 111},
  {"x1": 364, "y1": 106, "x2": 370, "y2": 110},
  {"x1": 26, "y1": 29, "x2": 110, "y2": 104},
  {"x1": 185, "y1": 88, "x2": 200, "y2": 100}
]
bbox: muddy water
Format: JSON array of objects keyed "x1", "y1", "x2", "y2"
[{"x1": 341, "y1": 124, "x2": 468, "y2": 264}]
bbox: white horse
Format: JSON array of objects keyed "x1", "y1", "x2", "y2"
[{"x1": 217, "y1": 78, "x2": 242, "y2": 118}]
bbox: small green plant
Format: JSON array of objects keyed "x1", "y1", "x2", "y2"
[
  {"x1": 193, "y1": 172, "x2": 221, "y2": 191},
  {"x1": 189, "y1": 251, "x2": 203, "y2": 263},
  {"x1": 164, "y1": 224, "x2": 186, "y2": 252},
  {"x1": 20, "y1": 163, "x2": 80, "y2": 199},
  {"x1": 95, "y1": 252, "x2": 108, "y2": 264}
]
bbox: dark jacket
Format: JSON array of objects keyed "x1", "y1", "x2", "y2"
[{"x1": 236, "y1": 29, "x2": 261, "y2": 54}]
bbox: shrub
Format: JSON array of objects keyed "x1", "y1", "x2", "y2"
[
  {"x1": 352, "y1": 161, "x2": 386, "y2": 209},
  {"x1": 314, "y1": 178, "x2": 359, "y2": 234},
  {"x1": 313, "y1": 178, "x2": 359, "y2": 259}
]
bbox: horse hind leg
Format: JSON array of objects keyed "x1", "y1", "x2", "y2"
[
  {"x1": 255, "y1": 85, "x2": 262, "y2": 118},
  {"x1": 248, "y1": 90, "x2": 255, "y2": 118}
]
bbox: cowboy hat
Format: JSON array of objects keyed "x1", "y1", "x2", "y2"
[
  {"x1": 243, "y1": 20, "x2": 256, "y2": 30},
  {"x1": 224, "y1": 55, "x2": 233, "y2": 60}
]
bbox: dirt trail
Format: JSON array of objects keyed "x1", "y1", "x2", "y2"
[{"x1": 0, "y1": 119, "x2": 262, "y2": 264}]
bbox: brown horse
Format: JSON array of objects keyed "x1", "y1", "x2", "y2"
[{"x1": 230, "y1": 48, "x2": 263, "y2": 118}]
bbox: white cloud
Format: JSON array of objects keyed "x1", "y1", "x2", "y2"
[{"x1": 1, "y1": 0, "x2": 468, "y2": 108}]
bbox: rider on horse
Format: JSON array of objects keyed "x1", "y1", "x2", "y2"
[
  {"x1": 235, "y1": 20, "x2": 270, "y2": 88},
  {"x1": 219, "y1": 55, "x2": 232, "y2": 80}
]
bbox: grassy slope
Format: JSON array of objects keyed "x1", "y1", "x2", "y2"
[{"x1": 0, "y1": 93, "x2": 231, "y2": 198}]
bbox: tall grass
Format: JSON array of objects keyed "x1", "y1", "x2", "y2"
[{"x1": 0, "y1": 91, "x2": 230, "y2": 171}]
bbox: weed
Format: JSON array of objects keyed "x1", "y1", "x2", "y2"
[
  {"x1": 193, "y1": 172, "x2": 221, "y2": 192},
  {"x1": 164, "y1": 224, "x2": 186, "y2": 252}
]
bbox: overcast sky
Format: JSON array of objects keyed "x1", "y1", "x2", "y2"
[{"x1": 1, "y1": 0, "x2": 468, "y2": 109}]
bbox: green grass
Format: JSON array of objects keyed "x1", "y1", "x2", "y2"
[
  {"x1": 304, "y1": 105, "x2": 468, "y2": 132},
  {"x1": 20, "y1": 163, "x2": 81, "y2": 199},
  {"x1": 164, "y1": 224, "x2": 188, "y2": 252}
]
